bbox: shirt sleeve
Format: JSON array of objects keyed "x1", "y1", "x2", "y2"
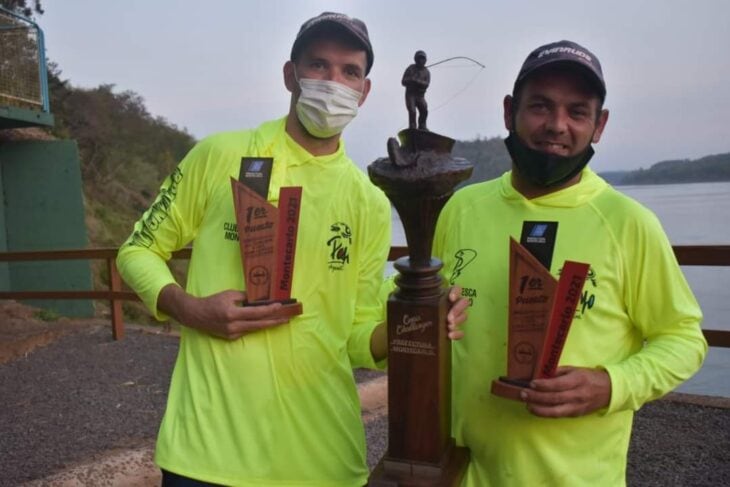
[
  {"x1": 347, "y1": 191, "x2": 392, "y2": 369},
  {"x1": 116, "y1": 139, "x2": 213, "y2": 320},
  {"x1": 603, "y1": 212, "x2": 707, "y2": 413}
]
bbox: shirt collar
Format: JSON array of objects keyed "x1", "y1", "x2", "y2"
[{"x1": 276, "y1": 117, "x2": 347, "y2": 167}]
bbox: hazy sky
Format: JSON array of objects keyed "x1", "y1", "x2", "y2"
[{"x1": 38, "y1": 0, "x2": 730, "y2": 173}]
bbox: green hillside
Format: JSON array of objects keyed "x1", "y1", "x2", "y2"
[
  {"x1": 452, "y1": 138, "x2": 730, "y2": 187},
  {"x1": 617, "y1": 153, "x2": 730, "y2": 185},
  {"x1": 453, "y1": 136, "x2": 511, "y2": 186},
  {"x1": 47, "y1": 68, "x2": 196, "y2": 247}
]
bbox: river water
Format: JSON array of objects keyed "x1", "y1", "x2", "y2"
[{"x1": 389, "y1": 181, "x2": 730, "y2": 397}]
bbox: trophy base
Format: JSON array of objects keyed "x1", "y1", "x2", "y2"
[
  {"x1": 241, "y1": 299, "x2": 303, "y2": 319},
  {"x1": 368, "y1": 442, "x2": 469, "y2": 487},
  {"x1": 490, "y1": 377, "x2": 531, "y2": 401}
]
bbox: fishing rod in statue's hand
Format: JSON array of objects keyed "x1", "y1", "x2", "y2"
[
  {"x1": 426, "y1": 56, "x2": 485, "y2": 69},
  {"x1": 426, "y1": 56, "x2": 486, "y2": 114}
]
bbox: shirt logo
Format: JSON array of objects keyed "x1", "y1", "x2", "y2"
[
  {"x1": 327, "y1": 222, "x2": 352, "y2": 271},
  {"x1": 529, "y1": 224, "x2": 548, "y2": 238},
  {"x1": 558, "y1": 265, "x2": 599, "y2": 319},
  {"x1": 223, "y1": 221, "x2": 239, "y2": 241},
  {"x1": 247, "y1": 159, "x2": 265, "y2": 172},
  {"x1": 449, "y1": 248, "x2": 477, "y2": 284},
  {"x1": 526, "y1": 223, "x2": 550, "y2": 244},
  {"x1": 129, "y1": 167, "x2": 183, "y2": 248}
]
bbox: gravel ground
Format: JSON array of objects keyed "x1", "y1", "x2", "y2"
[
  {"x1": 1, "y1": 325, "x2": 728, "y2": 486},
  {"x1": 0, "y1": 326, "x2": 176, "y2": 486}
]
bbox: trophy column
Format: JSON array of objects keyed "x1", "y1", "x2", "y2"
[{"x1": 368, "y1": 129, "x2": 472, "y2": 486}]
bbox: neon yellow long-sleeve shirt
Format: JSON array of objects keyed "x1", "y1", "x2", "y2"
[
  {"x1": 117, "y1": 117, "x2": 391, "y2": 486},
  {"x1": 433, "y1": 169, "x2": 706, "y2": 487}
]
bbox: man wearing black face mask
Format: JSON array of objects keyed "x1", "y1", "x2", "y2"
[{"x1": 433, "y1": 40, "x2": 706, "y2": 486}]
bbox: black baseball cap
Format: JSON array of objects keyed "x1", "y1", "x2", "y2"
[
  {"x1": 514, "y1": 40, "x2": 606, "y2": 101},
  {"x1": 291, "y1": 12, "x2": 374, "y2": 75}
]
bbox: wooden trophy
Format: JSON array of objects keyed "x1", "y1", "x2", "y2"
[
  {"x1": 367, "y1": 129, "x2": 473, "y2": 486},
  {"x1": 491, "y1": 236, "x2": 590, "y2": 400},
  {"x1": 230, "y1": 157, "x2": 303, "y2": 318}
]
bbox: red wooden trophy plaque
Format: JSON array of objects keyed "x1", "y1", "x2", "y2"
[
  {"x1": 491, "y1": 238, "x2": 589, "y2": 400},
  {"x1": 230, "y1": 178, "x2": 303, "y2": 318}
]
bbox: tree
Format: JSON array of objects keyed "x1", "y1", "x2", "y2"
[
  {"x1": 0, "y1": 1, "x2": 43, "y2": 18},
  {"x1": 453, "y1": 136, "x2": 512, "y2": 187}
]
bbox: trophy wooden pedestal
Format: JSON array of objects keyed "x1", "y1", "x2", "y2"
[
  {"x1": 367, "y1": 129, "x2": 472, "y2": 486},
  {"x1": 369, "y1": 257, "x2": 469, "y2": 487}
]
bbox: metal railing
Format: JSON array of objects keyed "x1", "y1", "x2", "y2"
[
  {"x1": 0, "y1": 245, "x2": 728, "y2": 347},
  {"x1": 0, "y1": 6, "x2": 50, "y2": 112}
]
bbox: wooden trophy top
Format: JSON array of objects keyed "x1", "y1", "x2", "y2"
[{"x1": 368, "y1": 129, "x2": 473, "y2": 268}]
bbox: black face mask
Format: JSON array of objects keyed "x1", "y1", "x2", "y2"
[{"x1": 504, "y1": 132, "x2": 594, "y2": 188}]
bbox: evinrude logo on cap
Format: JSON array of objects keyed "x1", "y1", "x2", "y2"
[
  {"x1": 303, "y1": 12, "x2": 349, "y2": 30},
  {"x1": 538, "y1": 46, "x2": 592, "y2": 62}
]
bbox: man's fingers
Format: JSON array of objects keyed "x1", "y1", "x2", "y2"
[
  {"x1": 218, "y1": 289, "x2": 248, "y2": 304},
  {"x1": 448, "y1": 285, "x2": 463, "y2": 302},
  {"x1": 553, "y1": 366, "x2": 576, "y2": 377},
  {"x1": 447, "y1": 298, "x2": 469, "y2": 327},
  {"x1": 231, "y1": 302, "x2": 284, "y2": 320},
  {"x1": 527, "y1": 402, "x2": 581, "y2": 418},
  {"x1": 448, "y1": 297, "x2": 469, "y2": 317},
  {"x1": 522, "y1": 367, "x2": 612, "y2": 418},
  {"x1": 530, "y1": 368, "x2": 580, "y2": 392},
  {"x1": 521, "y1": 389, "x2": 566, "y2": 406},
  {"x1": 448, "y1": 329, "x2": 465, "y2": 340},
  {"x1": 525, "y1": 392, "x2": 593, "y2": 418}
]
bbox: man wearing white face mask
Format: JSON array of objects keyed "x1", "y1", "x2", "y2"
[
  {"x1": 283, "y1": 12, "x2": 372, "y2": 150},
  {"x1": 294, "y1": 72, "x2": 364, "y2": 138},
  {"x1": 117, "y1": 10, "x2": 468, "y2": 487}
]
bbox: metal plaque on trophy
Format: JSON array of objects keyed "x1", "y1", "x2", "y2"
[
  {"x1": 367, "y1": 127, "x2": 472, "y2": 486},
  {"x1": 230, "y1": 157, "x2": 303, "y2": 318}
]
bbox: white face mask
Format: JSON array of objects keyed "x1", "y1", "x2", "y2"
[{"x1": 295, "y1": 76, "x2": 363, "y2": 139}]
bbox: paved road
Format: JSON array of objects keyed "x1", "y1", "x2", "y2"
[{"x1": 1, "y1": 325, "x2": 728, "y2": 486}]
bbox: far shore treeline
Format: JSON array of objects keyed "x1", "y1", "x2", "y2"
[
  {"x1": 453, "y1": 137, "x2": 730, "y2": 187},
  {"x1": 599, "y1": 153, "x2": 730, "y2": 185}
]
